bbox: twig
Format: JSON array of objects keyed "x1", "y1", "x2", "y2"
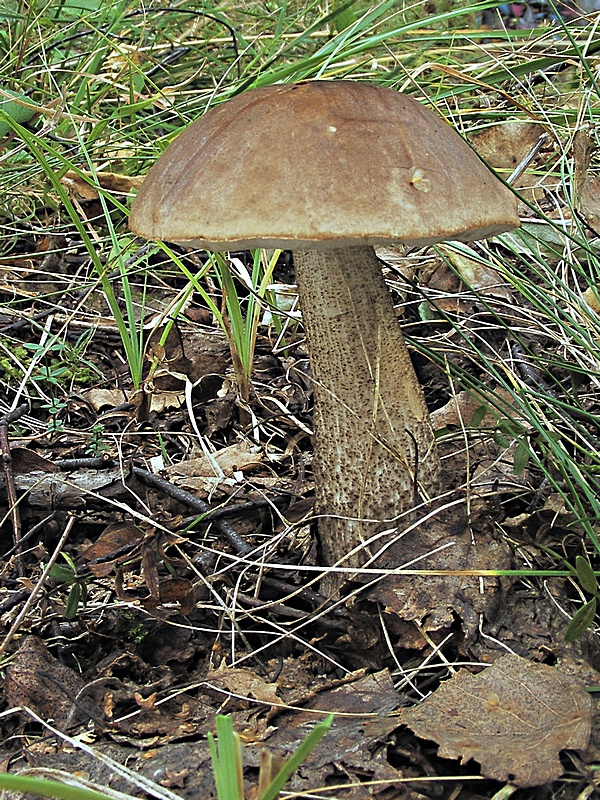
[
  {"x1": 55, "y1": 456, "x2": 115, "y2": 471},
  {"x1": 132, "y1": 466, "x2": 253, "y2": 555},
  {"x1": 1, "y1": 512, "x2": 57, "y2": 561},
  {"x1": 0, "y1": 403, "x2": 30, "y2": 571},
  {"x1": 132, "y1": 467, "x2": 329, "y2": 607},
  {"x1": 507, "y1": 133, "x2": 548, "y2": 185},
  {"x1": 178, "y1": 494, "x2": 289, "y2": 527}
]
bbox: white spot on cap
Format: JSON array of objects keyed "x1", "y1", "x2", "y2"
[{"x1": 409, "y1": 167, "x2": 431, "y2": 193}]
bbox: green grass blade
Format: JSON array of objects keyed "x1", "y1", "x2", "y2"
[
  {"x1": 208, "y1": 716, "x2": 244, "y2": 800},
  {"x1": 258, "y1": 714, "x2": 334, "y2": 800},
  {"x1": 0, "y1": 774, "x2": 120, "y2": 800}
]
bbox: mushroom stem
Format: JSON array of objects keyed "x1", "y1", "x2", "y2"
[{"x1": 293, "y1": 245, "x2": 441, "y2": 572}]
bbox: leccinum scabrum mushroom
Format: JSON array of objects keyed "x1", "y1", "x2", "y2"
[{"x1": 129, "y1": 81, "x2": 520, "y2": 580}]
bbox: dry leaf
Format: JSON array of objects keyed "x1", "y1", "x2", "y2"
[
  {"x1": 80, "y1": 522, "x2": 144, "y2": 577},
  {"x1": 470, "y1": 122, "x2": 547, "y2": 199},
  {"x1": 402, "y1": 653, "x2": 594, "y2": 788},
  {"x1": 573, "y1": 127, "x2": 595, "y2": 193},
  {"x1": 367, "y1": 503, "x2": 511, "y2": 635},
  {"x1": 579, "y1": 175, "x2": 600, "y2": 231},
  {"x1": 9, "y1": 448, "x2": 60, "y2": 475},
  {"x1": 148, "y1": 388, "x2": 186, "y2": 414},
  {"x1": 246, "y1": 670, "x2": 402, "y2": 796},
  {"x1": 142, "y1": 542, "x2": 161, "y2": 602},
  {"x1": 206, "y1": 662, "x2": 281, "y2": 706},
  {"x1": 167, "y1": 441, "x2": 263, "y2": 479},
  {"x1": 431, "y1": 387, "x2": 517, "y2": 431},
  {"x1": 573, "y1": 128, "x2": 600, "y2": 229},
  {"x1": 437, "y1": 245, "x2": 513, "y2": 301},
  {"x1": 165, "y1": 441, "x2": 264, "y2": 497},
  {"x1": 583, "y1": 285, "x2": 600, "y2": 314},
  {"x1": 6, "y1": 637, "x2": 102, "y2": 728},
  {"x1": 82, "y1": 387, "x2": 128, "y2": 411},
  {"x1": 61, "y1": 169, "x2": 144, "y2": 199},
  {"x1": 470, "y1": 122, "x2": 545, "y2": 169},
  {"x1": 142, "y1": 578, "x2": 197, "y2": 616}
]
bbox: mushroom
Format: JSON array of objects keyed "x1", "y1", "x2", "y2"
[{"x1": 130, "y1": 81, "x2": 519, "y2": 582}]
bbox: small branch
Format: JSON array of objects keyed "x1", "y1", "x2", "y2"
[
  {"x1": 132, "y1": 467, "x2": 329, "y2": 607},
  {"x1": 132, "y1": 466, "x2": 253, "y2": 555},
  {"x1": 0, "y1": 403, "x2": 30, "y2": 571}
]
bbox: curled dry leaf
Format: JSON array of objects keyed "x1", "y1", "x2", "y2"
[
  {"x1": 81, "y1": 387, "x2": 129, "y2": 412},
  {"x1": 402, "y1": 653, "x2": 594, "y2": 788},
  {"x1": 167, "y1": 441, "x2": 263, "y2": 479},
  {"x1": 436, "y1": 244, "x2": 513, "y2": 301},
  {"x1": 61, "y1": 169, "x2": 145, "y2": 200},
  {"x1": 165, "y1": 441, "x2": 264, "y2": 496}
]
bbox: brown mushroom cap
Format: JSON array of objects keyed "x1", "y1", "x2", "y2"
[{"x1": 129, "y1": 81, "x2": 519, "y2": 250}]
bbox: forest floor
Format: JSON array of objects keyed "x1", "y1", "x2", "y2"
[{"x1": 2, "y1": 2, "x2": 600, "y2": 799}]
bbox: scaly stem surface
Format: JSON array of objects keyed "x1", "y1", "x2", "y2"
[{"x1": 294, "y1": 245, "x2": 441, "y2": 576}]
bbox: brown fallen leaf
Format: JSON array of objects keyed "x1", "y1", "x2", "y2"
[
  {"x1": 61, "y1": 169, "x2": 144, "y2": 200},
  {"x1": 246, "y1": 670, "x2": 403, "y2": 797},
  {"x1": 81, "y1": 387, "x2": 129, "y2": 412},
  {"x1": 167, "y1": 441, "x2": 263, "y2": 479},
  {"x1": 583, "y1": 284, "x2": 600, "y2": 315},
  {"x1": 470, "y1": 122, "x2": 546, "y2": 171},
  {"x1": 573, "y1": 128, "x2": 600, "y2": 230},
  {"x1": 402, "y1": 653, "x2": 594, "y2": 788},
  {"x1": 6, "y1": 636, "x2": 102, "y2": 729},
  {"x1": 141, "y1": 578, "x2": 197, "y2": 616},
  {"x1": 579, "y1": 175, "x2": 600, "y2": 232},
  {"x1": 206, "y1": 662, "x2": 281, "y2": 707},
  {"x1": 469, "y1": 122, "x2": 547, "y2": 199},
  {"x1": 437, "y1": 244, "x2": 513, "y2": 302},
  {"x1": 366, "y1": 503, "x2": 511, "y2": 635},
  {"x1": 430, "y1": 387, "x2": 518, "y2": 431},
  {"x1": 9, "y1": 448, "x2": 60, "y2": 475},
  {"x1": 165, "y1": 441, "x2": 264, "y2": 497},
  {"x1": 80, "y1": 522, "x2": 144, "y2": 577}
]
